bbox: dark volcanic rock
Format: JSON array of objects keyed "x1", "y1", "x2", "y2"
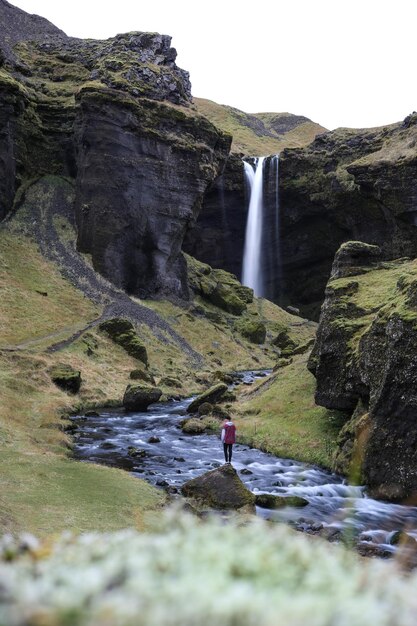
[
  {"x1": 278, "y1": 118, "x2": 417, "y2": 318},
  {"x1": 181, "y1": 464, "x2": 256, "y2": 509},
  {"x1": 122, "y1": 385, "x2": 162, "y2": 411},
  {"x1": 0, "y1": 1, "x2": 231, "y2": 299},
  {"x1": 309, "y1": 242, "x2": 417, "y2": 500},
  {"x1": 74, "y1": 89, "x2": 230, "y2": 298},
  {"x1": 255, "y1": 494, "x2": 308, "y2": 509}
]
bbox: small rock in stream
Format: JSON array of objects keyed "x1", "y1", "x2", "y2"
[{"x1": 148, "y1": 436, "x2": 161, "y2": 444}]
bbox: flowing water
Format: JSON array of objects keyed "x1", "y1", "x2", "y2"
[
  {"x1": 73, "y1": 371, "x2": 417, "y2": 556},
  {"x1": 242, "y1": 158, "x2": 265, "y2": 297}
]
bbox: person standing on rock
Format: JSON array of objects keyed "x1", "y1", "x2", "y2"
[{"x1": 221, "y1": 419, "x2": 236, "y2": 464}]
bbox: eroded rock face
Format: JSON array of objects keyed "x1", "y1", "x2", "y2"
[
  {"x1": 279, "y1": 116, "x2": 417, "y2": 318},
  {"x1": 0, "y1": 2, "x2": 231, "y2": 298},
  {"x1": 75, "y1": 89, "x2": 230, "y2": 298},
  {"x1": 309, "y1": 242, "x2": 417, "y2": 500}
]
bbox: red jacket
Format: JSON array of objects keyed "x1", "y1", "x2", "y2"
[{"x1": 222, "y1": 421, "x2": 236, "y2": 444}]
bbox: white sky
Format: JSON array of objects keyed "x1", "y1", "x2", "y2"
[{"x1": 7, "y1": 0, "x2": 417, "y2": 130}]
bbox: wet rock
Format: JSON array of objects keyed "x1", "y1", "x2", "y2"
[
  {"x1": 122, "y1": 385, "x2": 162, "y2": 411},
  {"x1": 187, "y1": 383, "x2": 228, "y2": 413},
  {"x1": 127, "y1": 447, "x2": 147, "y2": 458},
  {"x1": 174, "y1": 457, "x2": 185, "y2": 462},
  {"x1": 84, "y1": 410, "x2": 99, "y2": 417},
  {"x1": 240, "y1": 468, "x2": 253, "y2": 475},
  {"x1": 49, "y1": 364, "x2": 81, "y2": 394},
  {"x1": 255, "y1": 494, "x2": 308, "y2": 509},
  {"x1": 181, "y1": 464, "x2": 256, "y2": 510},
  {"x1": 100, "y1": 442, "x2": 117, "y2": 450},
  {"x1": 147, "y1": 436, "x2": 161, "y2": 444},
  {"x1": 156, "y1": 480, "x2": 169, "y2": 487}
]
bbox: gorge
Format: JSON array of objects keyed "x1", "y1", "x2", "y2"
[{"x1": 1, "y1": 0, "x2": 417, "y2": 561}]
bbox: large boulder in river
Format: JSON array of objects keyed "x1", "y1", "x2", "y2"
[
  {"x1": 187, "y1": 382, "x2": 228, "y2": 413},
  {"x1": 181, "y1": 464, "x2": 255, "y2": 509},
  {"x1": 123, "y1": 384, "x2": 162, "y2": 411}
]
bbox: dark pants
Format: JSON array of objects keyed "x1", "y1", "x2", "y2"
[{"x1": 223, "y1": 443, "x2": 233, "y2": 463}]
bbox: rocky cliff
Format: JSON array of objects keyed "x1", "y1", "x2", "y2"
[
  {"x1": 279, "y1": 115, "x2": 417, "y2": 318},
  {"x1": 188, "y1": 112, "x2": 417, "y2": 318},
  {"x1": 309, "y1": 241, "x2": 417, "y2": 501},
  {"x1": 0, "y1": 2, "x2": 230, "y2": 298}
]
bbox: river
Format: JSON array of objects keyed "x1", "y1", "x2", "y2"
[{"x1": 72, "y1": 371, "x2": 417, "y2": 556}]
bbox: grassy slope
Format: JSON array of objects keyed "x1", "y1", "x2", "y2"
[
  {"x1": 0, "y1": 213, "x2": 329, "y2": 533},
  {"x1": 194, "y1": 97, "x2": 327, "y2": 155},
  {"x1": 234, "y1": 354, "x2": 345, "y2": 468},
  {"x1": 0, "y1": 227, "x2": 166, "y2": 535}
]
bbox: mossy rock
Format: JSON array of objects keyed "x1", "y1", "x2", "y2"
[
  {"x1": 159, "y1": 376, "x2": 182, "y2": 388},
  {"x1": 181, "y1": 464, "x2": 256, "y2": 509},
  {"x1": 187, "y1": 383, "x2": 228, "y2": 413},
  {"x1": 233, "y1": 318, "x2": 266, "y2": 344},
  {"x1": 255, "y1": 494, "x2": 308, "y2": 509},
  {"x1": 49, "y1": 364, "x2": 81, "y2": 394},
  {"x1": 198, "y1": 402, "x2": 213, "y2": 416},
  {"x1": 271, "y1": 327, "x2": 295, "y2": 349},
  {"x1": 129, "y1": 369, "x2": 155, "y2": 384},
  {"x1": 122, "y1": 385, "x2": 162, "y2": 411},
  {"x1": 273, "y1": 357, "x2": 293, "y2": 371},
  {"x1": 99, "y1": 318, "x2": 148, "y2": 365},
  {"x1": 181, "y1": 418, "x2": 206, "y2": 434}
]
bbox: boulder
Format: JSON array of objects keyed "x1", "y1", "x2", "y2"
[
  {"x1": 187, "y1": 383, "x2": 228, "y2": 413},
  {"x1": 122, "y1": 385, "x2": 162, "y2": 411},
  {"x1": 49, "y1": 364, "x2": 81, "y2": 394},
  {"x1": 255, "y1": 494, "x2": 308, "y2": 509},
  {"x1": 181, "y1": 418, "x2": 206, "y2": 434},
  {"x1": 129, "y1": 369, "x2": 155, "y2": 384},
  {"x1": 181, "y1": 464, "x2": 256, "y2": 509},
  {"x1": 99, "y1": 318, "x2": 148, "y2": 365},
  {"x1": 198, "y1": 402, "x2": 213, "y2": 416},
  {"x1": 233, "y1": 318, "x2": 266, "y2": 344}
]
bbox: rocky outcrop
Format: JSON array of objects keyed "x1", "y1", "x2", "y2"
[
  {"x1": 122, "y1": 385, "x2": 162, "y2": 411},
  {"x1": 99, "y1": 318, "x2": 148, "y2": 365},
  {"x1": 278, "y1": 116, "x2": 417, "y2": 318},
  {"x1": 49, "y1": 364, "x2": 81, "y2": 394},
  {"x1": 0, "y1": 3, "x2": 231, "y2": 299},
  {"x1": 181, "y1": 464, "x2": 256, "y2": 509},
  {"x1": 309, "y1": 241, "x2": 417, "y2": 500}
]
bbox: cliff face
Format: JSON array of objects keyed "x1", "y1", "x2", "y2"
[
  {"x1": 279, "y1": 116, "x2": 417, "y2": 318},
  {"x1": 309, "y1": 241, "x2": 417, "y2": 501},
  {"x1": 0, "y1": 5, "x2": 230, "y2": 298}
]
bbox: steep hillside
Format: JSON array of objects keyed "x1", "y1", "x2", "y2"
[{"x1": 194, "y1": 97, "x2": 327, "y2": 155}]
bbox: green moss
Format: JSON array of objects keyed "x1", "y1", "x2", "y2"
[
  {"x1": 233, "y1": 317, "x2": 266, "y2": 344},
  {"x1": 99, "y1": 318, "x2": 148, "y2": 365}
]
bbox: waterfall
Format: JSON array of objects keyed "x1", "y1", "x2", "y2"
[
  {"x1": 242, "y1": 156, "x2": 266, "y2": 297},
  {"x1": 271, "y1": 154, "x2": 282, "y2": 303}
]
